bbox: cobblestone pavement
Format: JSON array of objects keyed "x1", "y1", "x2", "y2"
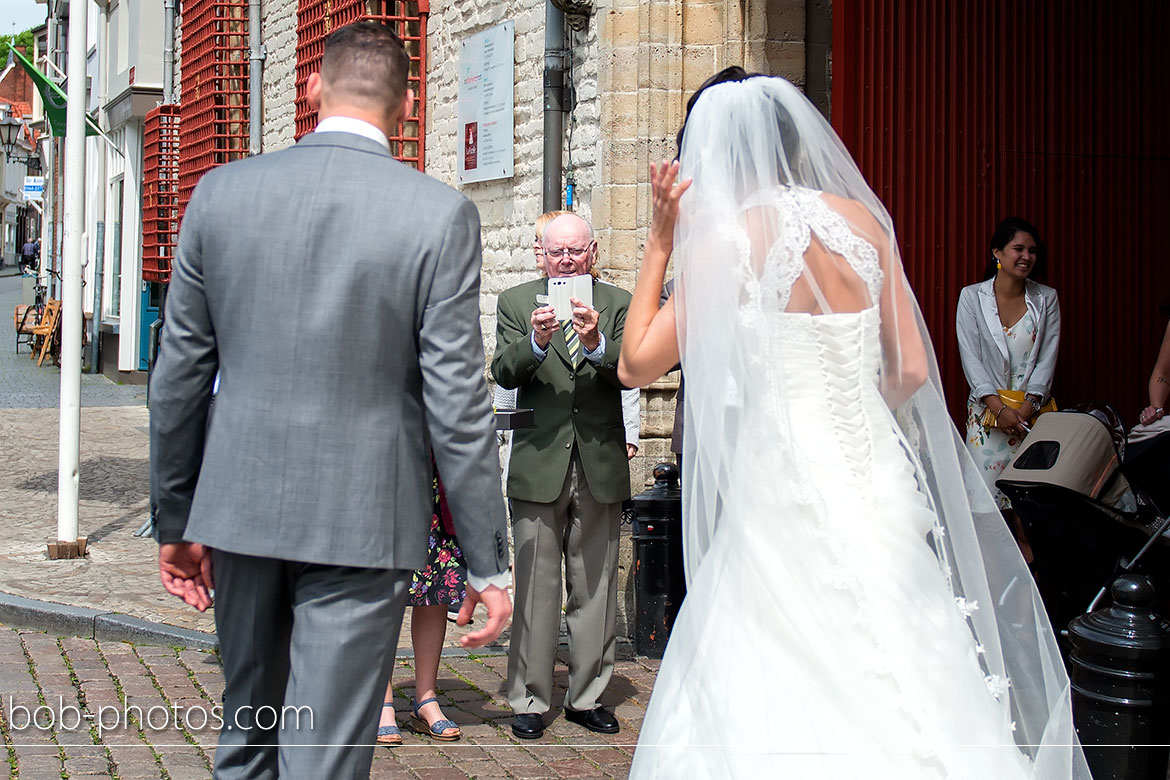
[
  {"x1": 1, "y1": 273, "x2": 214, "y2": 635},
  {"x1": 0, "y1": 624, "x2": 655, "y2": 779},
  {"x1": 0, "y1": 274, "x2": 148, "y2": 410}
]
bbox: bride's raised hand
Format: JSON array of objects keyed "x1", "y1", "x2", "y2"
[{"x1": 649, "y1": 160, "x2": 692, "y2": 254}]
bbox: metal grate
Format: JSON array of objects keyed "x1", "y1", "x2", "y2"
[
  {"x1": 179, "y1": 0, "x2": 250, "y2": 213},
  {"x1": 294, "y1": 0, "x2": 428, "y2": 170},
  {"x1": 141, "y1": 105, "x2": 181, "y2": 283},
  {"x1": 293, "y1": 0, "x2": 367, "y2": 140}
]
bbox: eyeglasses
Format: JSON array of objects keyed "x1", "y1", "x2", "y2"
[{"x1": 543, "y1": 245, "x2": 593, "y2": 260}]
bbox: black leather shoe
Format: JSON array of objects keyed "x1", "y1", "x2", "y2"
[
  {"x1": 511, "y1": 713, "x2": 545, "y2": 739},
  {"x1": 564, "y1": 706, "x2": 619, "y2": 734}
]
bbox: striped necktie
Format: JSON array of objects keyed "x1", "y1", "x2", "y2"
[{"x1": 562, "y1": 319, "x2": 582, "y2": 368}]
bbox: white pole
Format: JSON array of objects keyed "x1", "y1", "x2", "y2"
[{"x1": 56, "y1": 0, "x2": 88, "y2": 550}]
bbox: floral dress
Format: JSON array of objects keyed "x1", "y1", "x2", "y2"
[
  {"x1": 408, "y1": 461, "x2": 468, "y2": 607},
  {"x1": 965, "y1": 310, "x2": 1037, "y2": 509}
]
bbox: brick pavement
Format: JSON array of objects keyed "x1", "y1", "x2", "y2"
[{"x1": 0, "y1": 624, "x2": 656, "y2": 779}]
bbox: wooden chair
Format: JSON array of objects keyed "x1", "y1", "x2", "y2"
[
  {"x1": 30, "y1": 299, "x2": 62, "y2": 367},
  {"x1": 14, "y1": 305, "x2": 37, "y2": 353}
]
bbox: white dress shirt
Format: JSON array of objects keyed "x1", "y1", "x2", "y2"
[{"x1": 315, "y1": 115, "x2": 390, "y2": 151}]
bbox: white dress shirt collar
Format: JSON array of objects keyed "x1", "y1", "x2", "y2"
[{"x1": 314, "y1": 115, "x2": 390, "y2": 151}]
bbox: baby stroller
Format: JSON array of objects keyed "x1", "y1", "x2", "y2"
[{"x1": 996, "y1": 404, "x2": 1170, "y2": 635}]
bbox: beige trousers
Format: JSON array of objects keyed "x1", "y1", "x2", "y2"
[{"x1": 507, "y1": 451, "x2": 621, "y2": 715}]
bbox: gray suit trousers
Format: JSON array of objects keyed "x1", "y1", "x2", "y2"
[
  {"x1": 211, "y1": 550, "x2": 410, "y2": 780},
  {"x1": 507, "y1": 450, "x2": 621, "y2": 715}
]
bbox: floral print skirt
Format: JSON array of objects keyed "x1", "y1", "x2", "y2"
[
  {"x1": 408, "y1": 463, "x2": 468, "y2": 607},
  {"x1": 965, "y1": 401, "x2": 1027, "y2": 510},
  {"x1": 964, "y1": 311, "x2": 1038, "y2": 510}
]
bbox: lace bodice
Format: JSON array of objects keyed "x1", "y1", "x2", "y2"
[{"x1": 726, "y1": 187, "x2": 884, "y2": 325}]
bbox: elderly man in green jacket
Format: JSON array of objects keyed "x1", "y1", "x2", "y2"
[{"x1": 492, "y1": 212, "x2": 631, "y2": 740}]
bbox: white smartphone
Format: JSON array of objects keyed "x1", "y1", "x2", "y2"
[{"x1": 548, "y1": 275, "x2": 593, "y2": 321}]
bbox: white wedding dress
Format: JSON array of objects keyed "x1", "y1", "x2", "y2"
[
  {"x1": 630, "y1": 74, "x2": 1087, "y2": 780},
  {"x1": 630, "y1": 307, "x2": 1032, "y2": 778}
]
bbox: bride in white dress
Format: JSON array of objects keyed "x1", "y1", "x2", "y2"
[{"x1": 617, "y1": 70, "x2": 1090, "y2": 779}]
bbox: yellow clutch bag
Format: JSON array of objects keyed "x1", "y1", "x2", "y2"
[{"x1": 980, "y1": 389, "x2": 1057, "y2": 428}]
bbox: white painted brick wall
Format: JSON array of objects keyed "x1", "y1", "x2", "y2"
[
  {"x1": 426, "y1": 0, "x2": 601, "y2": 355},
  {"x1": 260, "y1": 0, "x2": 298, "y2": 152}
]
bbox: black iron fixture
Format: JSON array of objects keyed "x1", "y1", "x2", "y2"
[
  {"x1": 0, "y1": 112, "x2": 42, "y2": 172},
  {"x1": 551, "y1": 0, "x2": 592, "y2": 30}
]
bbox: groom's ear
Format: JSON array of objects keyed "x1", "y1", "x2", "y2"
[{"x1": 306, "y1": 72, "x2": 323, "y2": 111}]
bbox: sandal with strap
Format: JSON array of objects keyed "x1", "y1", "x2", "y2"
[
  {"x1": 376, "y1": 702, "x2": 402, "y2": 745},
  {"x1": 410, "y1": 697, "x2": 461, "y2": 742}
]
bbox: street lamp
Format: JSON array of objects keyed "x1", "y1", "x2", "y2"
[{"x1": 0, "y1": 113, "x2": 43, "y2": 173}]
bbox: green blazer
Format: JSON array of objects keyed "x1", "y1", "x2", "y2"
[{"x1": 492, "y1": 278, "x2": 632, "y2": 505}]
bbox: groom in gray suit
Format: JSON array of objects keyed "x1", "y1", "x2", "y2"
[{"x1": 150, "y1": 23, "x2": 511, "y2": 780}]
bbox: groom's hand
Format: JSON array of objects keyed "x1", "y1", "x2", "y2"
[
  {"x1": 458, "y1": 583, "x2": 512, "y2": 648},
  {"x1": 159, "y1": 542, "x2": 215, "y2": 612}
]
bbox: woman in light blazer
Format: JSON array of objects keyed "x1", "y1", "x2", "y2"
[{"x1": 956, "y1": 217, "x2": 1059, "y2": 560}]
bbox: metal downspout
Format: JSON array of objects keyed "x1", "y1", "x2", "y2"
[
  {"x1": 249, "y1": 0, "x2": 264, "y2": 155},
  {"x1": 90, "y1": 0, "x2": 110, "y2": 373},
  {"x1": 542, "y1": 1, "x2": 567, "y2": 211},
  {"x1": 163, "y1": 0, "x2": 175, "y2": 104}
]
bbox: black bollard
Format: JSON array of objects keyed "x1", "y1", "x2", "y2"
[
  {"x1": 631, "y1": 462, "x2": 686, "y2": 658},
  {"x1": 1067, "y1": 574, "x2": 1170, "y2": 780}
]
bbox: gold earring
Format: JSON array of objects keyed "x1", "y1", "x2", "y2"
[{"x1": 996, "y1": 259, "x2": 1002, "y2": 270}]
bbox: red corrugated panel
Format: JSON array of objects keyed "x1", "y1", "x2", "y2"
[
  {"x1": 179, "y1": 0, "x2": 250, "y2": 213},
  {"x1": 832, "y1": 0, "x2": 1170, "y2": 426},
  {"x1": 142, "y1": 105, "x2": 181, "y2": 283},
  {"x1": 293, "y1": 0, "x2": 428, "y2": 171}
]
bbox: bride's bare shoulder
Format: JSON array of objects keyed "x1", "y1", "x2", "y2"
[{"x1": 817, "y1": 192, "x2": 886, "y2": 243}]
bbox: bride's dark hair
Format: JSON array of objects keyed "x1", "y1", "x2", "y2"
[
  {"x1": 675, "y1": 66, "x2": 756, "y2": 159},
  {"x1": 676, "y1": 67, "x2": 804, "y2": 187}
]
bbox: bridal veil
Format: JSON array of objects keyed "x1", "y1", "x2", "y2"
[{"x1": 670, "y1": 74, "x2": 1089, "y2": 777}]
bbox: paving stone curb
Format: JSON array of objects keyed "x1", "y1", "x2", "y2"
[
  {"x1": 0, "y1": 590, "x2": 522, "y2": 660},
  {"x1": 0, "y1": 590, "x2": 219, "y2": 650}
]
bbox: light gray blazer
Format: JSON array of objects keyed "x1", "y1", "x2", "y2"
[
  {"x1": 149, "y1": 131, "x2": 509, "y2": 578},
  {"x1": 955, "y1": 277, "x2": 1061, "y2": 405}
]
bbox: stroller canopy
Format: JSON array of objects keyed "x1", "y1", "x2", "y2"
[{"x1": 998, "y1": 411, "x2": 1130, "y2": 507}]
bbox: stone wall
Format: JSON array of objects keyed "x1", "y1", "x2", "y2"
[{"x1": 259, "y1": 0, "x2": 298, "y2": 153}]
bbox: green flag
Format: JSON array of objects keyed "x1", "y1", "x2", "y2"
[{"x1": 12, "y1": 48, "x2": 99, "y2": 137}]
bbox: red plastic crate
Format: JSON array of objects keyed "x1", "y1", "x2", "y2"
[
  {"x1": 179, "y1": 0, "x2": 251, "y2": 214},
  {"x1": 294, "y1": 0, "x2": 428, "y2": 171},
  {"x1": 142, "y1": 105, "x2": 181, "y2": 283}
]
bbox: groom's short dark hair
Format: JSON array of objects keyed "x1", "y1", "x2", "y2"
[{"x1": 321, "y1": 22, "x2": 410, "y2": 110}]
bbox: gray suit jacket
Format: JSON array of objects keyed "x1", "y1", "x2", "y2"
[{"x1": 150, "y1": 131, "x2": 509, "y2": 578}]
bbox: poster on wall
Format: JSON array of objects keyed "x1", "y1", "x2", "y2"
[{"x1": 458, "y1": 21, "x2": 514, "y2": 184}]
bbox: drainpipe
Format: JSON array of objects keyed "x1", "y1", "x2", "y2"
[
  {"x1": 147, "y1": 0, "x2": 180, "y2": 391},
  {"x1": 90, "y1": 0, "x2": 110, "y2": 373},
  {"x1": 542, "y1": 1, "x2": 567, "y2": 211},
  {"x1": 249, "y1": 0, "x2": 264, "y2": 155},
  {"x1": 162, "y1": 0, "x2": 176, "y2": 105},
  {"x1": 41, "y1": 7, "x2": 57, "y2": 291}
]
